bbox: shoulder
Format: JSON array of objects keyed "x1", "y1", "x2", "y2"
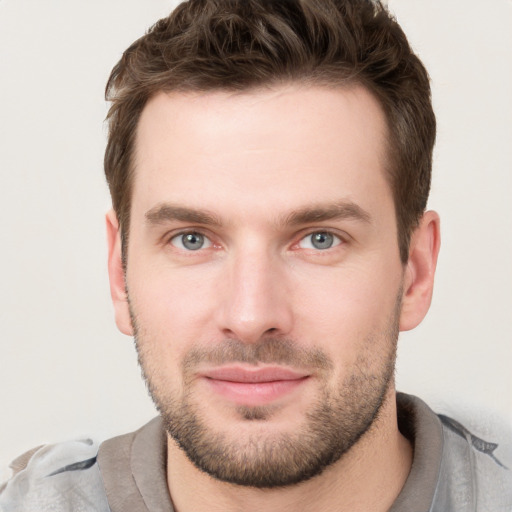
[
  {"x1": 396, "y1": 393, "x2": 512, "y2": 512},
  {"x1": 435, "y1": 414, "x2": 512, "y2": 512},
  {"x1": 0, "y1": 439, "x2": 110, "y2": 512}
]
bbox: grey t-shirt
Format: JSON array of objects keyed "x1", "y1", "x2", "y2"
[{"x1": 1, "y1": 393, "x2": 511, "y2": 511}]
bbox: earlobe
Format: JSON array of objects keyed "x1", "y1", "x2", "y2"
[
  {"x1": 399, "y1": 210, "x2": 441, "y2": 332},
  {"x1": 106, "y1": 210, "x2": 133, "y2": 336}
]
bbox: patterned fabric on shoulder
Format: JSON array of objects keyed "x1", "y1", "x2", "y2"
[{"x1": 0, "y1": 439, "x2": 109, "y2": 512}]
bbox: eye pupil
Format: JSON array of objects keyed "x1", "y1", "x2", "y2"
[
  {"x1": 311, "y1": 232, "x2": 334, "y2": 250},
  {"x1": 182, "y1": 233, "x2": 204, "y2": 250}
]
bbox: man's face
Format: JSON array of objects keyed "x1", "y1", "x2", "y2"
[{"x1": 114, "y1": 85, "x2": 408, "y2": 487}]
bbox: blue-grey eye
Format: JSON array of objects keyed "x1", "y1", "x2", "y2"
[
  {"x1": 171, "y1": 232, "x2": 211, "y2": 251},
  {"x1": 298, "y1": 232, "x2": 341, "y2": 250}
]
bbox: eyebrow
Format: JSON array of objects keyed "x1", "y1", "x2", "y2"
[
  {"x1": 145, "y1": 204, "x2": 222, "y2": 227},
  {"x1": 144, "y1": 200, "x2": 372, "y2": 229},
  {"x1": 281, "y1": 201, "x2": 372, "y2": 226}
]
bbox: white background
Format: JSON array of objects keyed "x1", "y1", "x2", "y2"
[{"x1": 0, "y1": 0, "x2": 511, "y2": 473}]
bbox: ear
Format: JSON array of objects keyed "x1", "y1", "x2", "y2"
[
  {"x1": 399, "y1": 210, "x2": 441, "y2": 331},
  {"x1": 106, "y1": 209, "x2": 133, "y2": 335}
]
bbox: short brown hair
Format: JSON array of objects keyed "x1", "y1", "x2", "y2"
[{"x1": 105, "y1": 0, "x2": 435, "y2": 263}]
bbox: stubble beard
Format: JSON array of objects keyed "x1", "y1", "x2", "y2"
[{"x1": 131, "y1": 301, "x2": 400, "y2": 489}]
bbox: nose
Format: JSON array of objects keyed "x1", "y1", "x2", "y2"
[{"x1": 215, "y1": 247, "x2": 294, "y2": 343}]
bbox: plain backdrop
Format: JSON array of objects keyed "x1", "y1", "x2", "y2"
[{"x1": 1, "y1": 0, "x2": 511, "y2": 475}]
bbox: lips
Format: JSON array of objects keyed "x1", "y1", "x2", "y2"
[
  {"x1": 204, "y1": 366, "x2": 308, "y2": 382},
  {"x1": 200, "y1": 366, "x2": 309, "y2": 406}
]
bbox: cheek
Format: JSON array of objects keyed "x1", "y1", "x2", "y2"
[
  {"x1": 295, "y1": 264, "x2": 400, "y2": 328},
  {"x1": 291, "y1": 263, "x2": 402, "y2": 371},
  {"x1": 127, "y1": 264, "x2": 218, "y2": 349}
]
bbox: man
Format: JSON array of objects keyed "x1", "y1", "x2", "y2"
[{"x1": 0, "y1": 0, "x2": 510, "y2": 511}]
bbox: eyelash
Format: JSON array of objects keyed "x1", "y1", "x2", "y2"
[
  {"x1": 165, "y1": 229, "x2": 346, "y2": 253},
  {"x1": 168, "y1": 230, "x2": 214, "y2": 251},
  {"x1": 296, "y1": 231, "x2": 343, "y2": 251}
]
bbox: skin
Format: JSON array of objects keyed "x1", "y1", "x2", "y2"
[{"x1": 107, "y1": 85, "x2": 440, "y2": 511}]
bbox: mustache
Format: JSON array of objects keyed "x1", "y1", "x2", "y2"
[{"x1": 182, "y1": 337, "x2": 333, "y2": 372}]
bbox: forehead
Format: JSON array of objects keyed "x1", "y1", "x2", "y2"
[{"x1": 132, "y1": 85, "x2": 391, "y2": 221}]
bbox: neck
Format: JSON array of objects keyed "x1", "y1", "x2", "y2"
[{"x1": 166, "y1": 388, "x2": 412, "y2": 512}]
